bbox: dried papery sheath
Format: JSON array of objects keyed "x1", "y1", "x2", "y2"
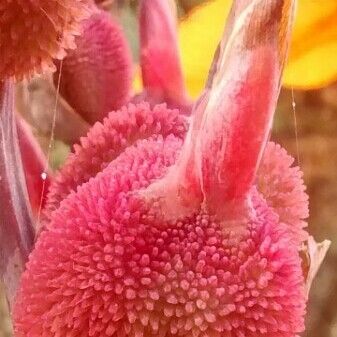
[
  {"x1": 0, "y1": 81, "x2": 35, "y2": 308},
  {"x1": 138, "y1": 0, "x2": 191, "y2": 112},
  {"x1": 302, "y1": 236, "x2": 331, "y2": 297},
  {"x1": 0, "y1": 0, "x2": 92, "y2": 80},
  {"x1": 55, "y1": 10, "x2": 133, "y2": 124}
]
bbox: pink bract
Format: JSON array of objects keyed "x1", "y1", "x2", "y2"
[
  {"x1": 137, "y1": 0, "x2": 191, "y2": 111},
  {"x1": 17, "y1": 117, "x2": 50, "y2": 217}
]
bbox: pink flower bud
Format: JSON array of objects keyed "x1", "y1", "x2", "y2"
[
  {"x1": 55, "y1": 10, "x2": 133, "y2": 124},
  {"x1": 137, "y1": 0, "x2": 191, "y2": 112}
]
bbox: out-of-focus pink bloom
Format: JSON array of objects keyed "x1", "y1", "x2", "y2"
[
  {"x1": 0, "y1": 0, "x2": 92, "y2": 80},
  {"x1": 55, "y1": 10, "x2": 133, "y2": 124},
  {"x1": 16, "y1": 117, "x2": 51, "y2": 217},
  {"x1": 134, "y1": 0, "x2": 192, "y2": 113}
]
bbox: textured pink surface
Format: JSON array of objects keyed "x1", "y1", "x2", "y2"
[
  {"x1": 42, "y1": 103, "x2": 187, "y2": 227},
  {"x1": 14, "y1": 103, "x2": 307, "y2": 337},
  {"x1": 0, "y1": 0, "x2": 91, "y2": 80},
  {"x1": 55, "y1": 10, "x2": 133, "y2": 124},
  {"x1": 258, "y1": 142, "x2": 309, "y2": 246}
]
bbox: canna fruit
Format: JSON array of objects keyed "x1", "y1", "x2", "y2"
[{"x1": 12, "y1": 1, "x2": 329, "y2": 337}]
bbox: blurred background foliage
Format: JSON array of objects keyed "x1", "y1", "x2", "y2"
[{"x1": 1, "y1": 1, "x2": 337, "y2": 336}]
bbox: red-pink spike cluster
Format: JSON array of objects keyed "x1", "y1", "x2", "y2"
[
  {"x1": 258, "y1": 142, "x2": 309, "y2": 246},
  {"x1": 42, "y1": 103, "x2": 187, "y2": 227},
  {"x1": 55, "y1": 10, "x2": 133, "y2": 124},
  {"x1": 14, "y1": 104, "x2": 307, "y2": 337},
  {"x1": 0, "y1": 0, "x2": 92, "y2": 80}
]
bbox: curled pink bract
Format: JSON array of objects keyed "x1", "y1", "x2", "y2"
[{"x1": 17, "y1": 117, "x2": 50, "y2": 217}]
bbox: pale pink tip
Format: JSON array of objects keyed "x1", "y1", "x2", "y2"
[
  {"x1": 0, "y1": 0, "x2": 91, "y2": 80},
  {"x1": 55, "y1": 10, "x2": 133, "y2": 124},
  {"x1": 139, "y1": 0, "x2": 190, "y2": 109}
]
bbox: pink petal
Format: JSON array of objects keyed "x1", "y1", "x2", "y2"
[
  {"x1": 0, "y1": 81, "x2": 34, "y2": 308},
  {"x1": 139, "y1": 0, "x2": 190, "y2": 110},
  {"x1": 178, "y1": 0, "x2": 296, "y2": 214},
  {"x1": 16, "y1": 117, "x2": 51, "y2": 217}
]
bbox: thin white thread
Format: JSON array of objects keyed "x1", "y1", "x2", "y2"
[
  {"x1": 291, "y1": 87, "x2": 300, "y2": 165},
  {"x1": 36, "y1": 59, "x2": 63, "y2": 226},
  {"x1": 36, "y1": 7, "x2": 68, "y2": 226}
]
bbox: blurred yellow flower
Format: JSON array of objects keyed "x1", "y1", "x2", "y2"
[
  {"x1": 284, "y1": 0, "x2": 337, "y2": 90},
  {"x1": 179, "y1": 0, "x2": 232, "y2": 98},
  {"x1": 179, "y1": 0, "x2": 337, "y2": 98}
]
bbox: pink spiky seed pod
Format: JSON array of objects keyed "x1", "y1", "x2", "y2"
[
  {"x1": 12, "y1": 1, "x2": 328, "y2": 336},
  {"x1": 135, "y1": 0, "x2": 192, "y2": 113},
  {"x1": 41, "y1": 102, "x2": 187, "y2": 228},
  {"x1": 257, "y1": 142, "x2": 309, "y2": 246},
  {"x1": 0, "y1": 0, "x2": 92, "y2": 80},
  {"x1": 54, "y1": 10, "x2": 133, "y2": 124}
]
